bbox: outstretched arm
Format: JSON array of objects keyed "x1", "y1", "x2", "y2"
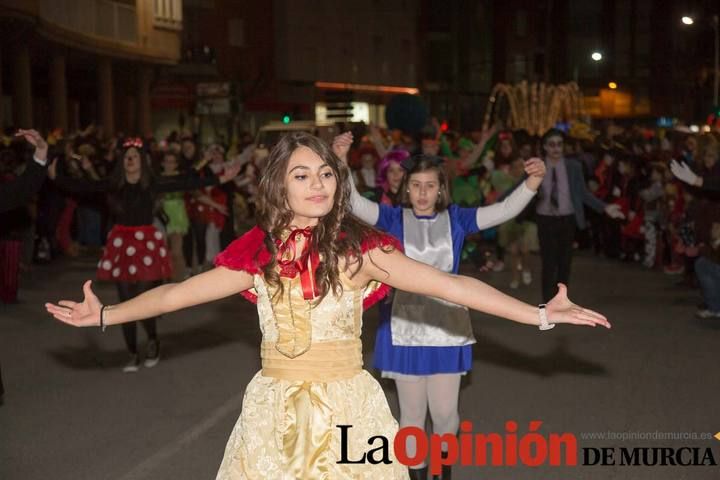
[
  {"x1": 463, "y1": 126, "x2": 498, "y2": 167},
  {"x1": 332, "y1": 131, "x2": 380, "y2": 225},
  {"x1": 349, "y1": 172, "x2": 380, "y2": 224},
  {"x1": 357, "y1": 248, "x2": 610, "y2": 329},
  {"x1": 670, "y1": 159, "x2": 720, "y2": 190},
  {"x1": 0, "y1": 129, "x2": 50, "y2": 213},
  {"x1": 155, "y1": 163, "x2": 241, "y2": 193},
  {"x1": 46, "y1": 266, "x2": 254, "y2": 328},
  {"x1": 474, "y1": 157, "x2": 544, "y2": 229}
]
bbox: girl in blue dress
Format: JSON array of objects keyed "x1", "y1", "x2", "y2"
[{"x1": 334, "y1": 132, "x2": 545, "y2": 479}]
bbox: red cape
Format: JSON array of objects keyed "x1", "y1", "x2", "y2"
[{"x1": 214, "y1": 226, "x2": 402, "y2": 309}]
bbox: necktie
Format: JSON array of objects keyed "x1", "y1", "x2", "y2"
[{"x1": 550, "y1": 167, "x2": 559, "y2": 211}]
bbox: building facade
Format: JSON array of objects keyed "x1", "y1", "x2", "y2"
[{"x1": 0, "y1": 0, "x2": 182, "y2": 135}]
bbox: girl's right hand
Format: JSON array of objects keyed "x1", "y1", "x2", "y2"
[{"x1": 45, "y1": 280, "x2": 103, "y2": 328}]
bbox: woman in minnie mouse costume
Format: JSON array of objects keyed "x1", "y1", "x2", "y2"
[
  {"x1": 50, "y1": 137, "x2": 241, "y2": 372},
  {"x1": 46, "y1": 132, "x2": 610, "y2": 479}
]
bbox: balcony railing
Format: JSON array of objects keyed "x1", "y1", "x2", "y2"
[{"x1": 39, "y1": 0, "x2": 138, "y2": 44}]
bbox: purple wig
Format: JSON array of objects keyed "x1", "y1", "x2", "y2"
[{"x1": 376, "y1": 148, "x2": 410, "y2": 190}]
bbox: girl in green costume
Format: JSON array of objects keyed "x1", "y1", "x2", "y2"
[{"x1": 160, "y1": 152, "x2": 190, "y2": 280}]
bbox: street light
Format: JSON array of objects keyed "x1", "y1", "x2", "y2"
[
  {"x1": 608, "y1": 82, "x2": 618, "y2": 89},
  {"x1": 681, "y1": 14, "x2": 719, "y2": 108},
  {"x1": 574, "y1": 51, "x2": 604, "y2": 83}
]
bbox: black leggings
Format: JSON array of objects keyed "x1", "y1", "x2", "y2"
[
  {"x1": 116, "y1": 281, "x2": 161, "y2": 354},
  {"x1": 183, "y1": 220, "x2": 207, "y2": 268}
]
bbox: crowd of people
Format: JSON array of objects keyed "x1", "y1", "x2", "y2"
[
  {"x1": 342, "y1": 120, "x2": 720, "y2": 312},
  {"x1": 2, "y1": 117, "x2": 719, "y2": 479},
  {"x1": 2, "y1": 120, "x2": 720, "y2": 360},
  {"x1": 4, "y1": 122, "x2": 718, "y2": 307}
]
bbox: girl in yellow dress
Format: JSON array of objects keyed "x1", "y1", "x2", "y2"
[{"x1": 46, "y1": 132, "x2": 610, "y2": 479}]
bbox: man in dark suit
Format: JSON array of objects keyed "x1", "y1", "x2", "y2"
[
  {"x1": 0, "y1": 129, "x2": 48, "y2": 405},
  {"x1": 535, "y1": 128, "x2": 624, "y2": 302}
]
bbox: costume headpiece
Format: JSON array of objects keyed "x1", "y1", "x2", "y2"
[
  {"x1": 122, "y1": 137, "x2": 144, "y2": 149},
  {"x1": 376, "y1": 148, "x2": 410, "y2": 188}
]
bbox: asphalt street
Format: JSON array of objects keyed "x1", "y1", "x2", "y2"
[{"x1": 1, "y1": 251, "x2": 719, "y2": 479}]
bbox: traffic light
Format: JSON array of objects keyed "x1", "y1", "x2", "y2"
[{"x1": 282, "y1": 114, "x2": 291, "y2": 124}]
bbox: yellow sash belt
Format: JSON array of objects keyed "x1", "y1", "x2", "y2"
[{"x1": 261, "y1": 338, "x2": 362, "y2": 382}]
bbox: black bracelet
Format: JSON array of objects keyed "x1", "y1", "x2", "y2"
[{"x1": 100, "y1": 305, "x2": 107, "y2": 332}]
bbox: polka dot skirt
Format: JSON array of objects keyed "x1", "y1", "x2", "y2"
[{"x1": 97, "y1": 225, "x2": 172, "y2": 282}]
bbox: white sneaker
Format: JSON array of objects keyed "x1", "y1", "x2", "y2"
[
  {"x1": 144, "y1": 340, "x2": 160, "y2": 368},
  {"x1": 695, "y1": 309, "x2": 720, "y2": 319},
  {"x1": 492, "y1": 261, "x2": 505, "y2": 272},
  {"x1": 522, "y1": 270, "x2": 532, "y2": 285},
  {"x1": 122, "y1": 355, "x2": 140, "y2": 373}
]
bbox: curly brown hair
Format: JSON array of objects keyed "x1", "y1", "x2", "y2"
[{"x1": 256, "y1": 132, "x2": 392, "y2": 302}]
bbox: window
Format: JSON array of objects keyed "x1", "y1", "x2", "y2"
[{"x1": 154, "y1": 0, "x2": 183, "y2": 30}]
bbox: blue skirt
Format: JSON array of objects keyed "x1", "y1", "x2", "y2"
[{"x1": 372, "y1": 301, "x2": 473, "y2": 375}]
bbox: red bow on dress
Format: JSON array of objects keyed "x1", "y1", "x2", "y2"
[{"x1": 275, "y1": 227, "x2": 320, "y2": 300}]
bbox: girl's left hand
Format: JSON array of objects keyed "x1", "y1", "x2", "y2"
[
  {"x1": 546, "y1": 283, "x2": 611, "y2": 328},
  {"x1": 523, "y1": 157, "x2": 546, "y2": 191},
  {"x1": 332, "y1": 132, "x2": 353, "y2": 162},
  {"x1": 524, "y1": 157, "x2": 546, "y2": 178}
]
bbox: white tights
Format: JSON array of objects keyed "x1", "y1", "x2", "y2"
[{"x1": 395, "y1": 373, "x2": 461, "y2": 468}]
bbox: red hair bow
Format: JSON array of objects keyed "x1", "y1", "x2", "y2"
[{"x1": 123, "y1": 137, "x2": 144, "y2": 149}]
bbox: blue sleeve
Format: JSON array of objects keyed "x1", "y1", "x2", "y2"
[
  {"x1": 449, "y1": 204, "x2": 480, "y2": 236},
  {"x1": 376, "y1": 203, "x2": 402, "y2": 232}
]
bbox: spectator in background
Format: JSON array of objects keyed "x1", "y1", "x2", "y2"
[
  {"x1": 617, "y1": 155, "x2": 644, "y2": 262},
  {"x1": 535, "y1": 128, "x2": 625, "y2": 302},
  {"x1": 350, "y1": 143, "x2": 380, "y2": 194},
  {"x1": 0, "y1": 129, "x2": 49, "y2": 405},
  {"x1": 638, "y1": 163, "x2": 667, "y2": 268},
  {"x1": 694, "y1": 220, "x2": 720, "y2": 318},
  {"x1": 374, "y1": 149, "x2": 409, "y2": 206},
  {"x1": 159, "y1": 151, "x2": 191, "y2": 281},
  {"x1": 50, "y1": 137, "x2": 241, "y2": 372}
]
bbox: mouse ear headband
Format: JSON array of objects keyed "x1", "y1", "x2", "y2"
[{"x1": 122, "y1": 137, "x2": 144, "y2": 149}]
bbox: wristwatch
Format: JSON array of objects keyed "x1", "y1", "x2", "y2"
[{"x1": 538, "y1": 304, "x2": 555, "y2": 331}]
